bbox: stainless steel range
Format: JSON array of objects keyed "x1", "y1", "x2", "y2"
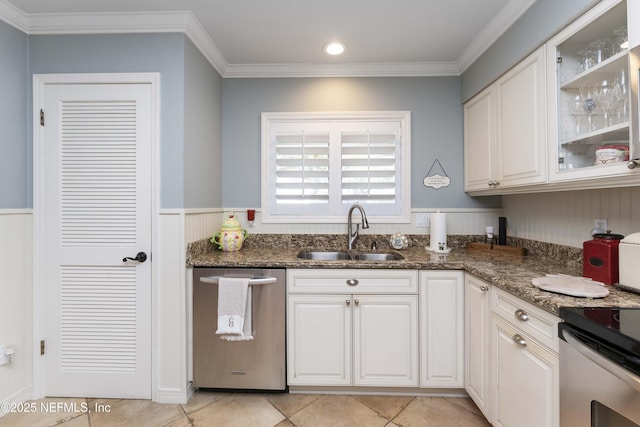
[{"x1": 559, "y1": 307, "x2": 640, "y2": 426}]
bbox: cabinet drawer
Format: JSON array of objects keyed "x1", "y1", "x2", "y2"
[
  {"x1": 287, "y1": 269, "x2": 418, "y2": 294},
  {"x1": 491, "y1": 287, "x2": 559, "y2": 353}
]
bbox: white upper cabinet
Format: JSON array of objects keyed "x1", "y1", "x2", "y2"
[
  {"x1": 464, "y1": 46, "x2": 547, "y2": 194},
  {"x1": 546, "y1": 0, "x2": 640, "y2": 185},
  {"x1": 495, "y1": 47, "x2": 547, "y2": 188},
  {"x1": 464, "y1": 86, "x2": 495, "y2": 192}
]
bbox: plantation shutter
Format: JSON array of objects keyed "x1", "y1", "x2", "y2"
[
  {"x1": 262, "y1": 112, "x2": 410, "y2": 222},
  {"x1": 340, "y1": 122, "x2": 401, "y2": 214},
  {"x1": 271, "y1": 123, "x2": 331, "y2": 215}
]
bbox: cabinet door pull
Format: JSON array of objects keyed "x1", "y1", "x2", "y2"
[
  {"x1": 346, "y1": 299, "x2": 351, "y2": 306},
  {"x1": 480, "y1": 285, "x2": 489, "y2": 292},
  {"x1": 512, "y1": 334, "x2": 527, "y2": 347},
  {"x1": 346, "y1": 279, "x2": 359, "y2": 286},
  {"x1": 515, "y1": 309, "x2": 529, "y2": 322},
  {"x1": 354, "y1": 299, "x2": 359, "y2": 305}
]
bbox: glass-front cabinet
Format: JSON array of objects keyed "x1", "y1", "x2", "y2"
[{"x1": 547, "y1": 0, "x2": 640, "y2": 183}]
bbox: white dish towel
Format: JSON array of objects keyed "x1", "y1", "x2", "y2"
[{"x1": 215, "y1": 277, "x2": 254, "y2": 341}]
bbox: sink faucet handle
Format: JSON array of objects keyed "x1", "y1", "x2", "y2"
[{"x1": 371, "y1": 240, "x2": 378, "y2": 251}]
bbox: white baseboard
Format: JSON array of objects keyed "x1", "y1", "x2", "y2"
[
  {"x1": 0, "y1": 386, "x2": 34, "y2": 418},
  {"x1": 154, "y1": 386, "x2": 192, "y2": 404}
]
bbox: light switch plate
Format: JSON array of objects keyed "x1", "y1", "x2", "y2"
[
  {"x1": 0, "y1": 345, "x2": 6, "y2": 367},
  {"x1": 416, "y1": 213, "x2": 429, "y2": 227}
]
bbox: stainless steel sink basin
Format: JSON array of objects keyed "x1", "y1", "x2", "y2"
[
  {"x1": 296, "y1": 250, "x2": 404, "y2": 261},
  {"x1": 296, "y1": 250, "x2": 351, "y2": 261},
  {"x1": 354, "y1": 252, "x2": 404, "y2": 261}
]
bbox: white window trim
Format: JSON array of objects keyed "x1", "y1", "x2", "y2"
[{"x1": 261, "y1": 111, "x2": 411, "y2": 224}]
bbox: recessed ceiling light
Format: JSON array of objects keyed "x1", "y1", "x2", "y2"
[{"x1": 324, "y1": 42, "x2": 346, "y2": 56}]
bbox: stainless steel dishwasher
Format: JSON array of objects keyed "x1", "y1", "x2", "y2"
[{"x1": 192, "y1": 267, "x2": 286, "y2": 391}]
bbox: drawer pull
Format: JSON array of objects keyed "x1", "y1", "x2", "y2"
[
  {"x1": 512, "y1": 334, "x2": 527, "y2": 347},
  {"x1": 346, "y1": 279, "x2": 359, "y2": 286},
  {"x1": 515, "y1": 309, "x2": 529, "y2": 322}
]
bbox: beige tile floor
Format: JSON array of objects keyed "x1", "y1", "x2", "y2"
[{"x1": 0, "y1": 392, "x2": 491, "y2": 427}]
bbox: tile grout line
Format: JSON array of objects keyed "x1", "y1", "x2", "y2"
[{"x1": 442, "y1": 397, "x2": 488, "y2": 422}]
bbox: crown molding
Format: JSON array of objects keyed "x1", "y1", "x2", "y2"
[
  {"x1": 0, "y1": 0, "x2": 536, "y2": 78},
  {"x1": 183, "y1": 14, "x2": 228, "y2": 76},
  {"x1": 0, "y1": 0, "x2": 28, "y2": 32},
  {"x1": 224, "y1": 61, "x2": 460, "y2": 78},
  {"x1": 456, "y1": 0, "x2": 538, "y2": 73},
  {"x1": 26, "y1": 10, "x2": 192, "y2": 34}
]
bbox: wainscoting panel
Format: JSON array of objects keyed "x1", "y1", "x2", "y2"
[
  {"x1": 220, "y1": 209, "x2": 503, "y2": 237},
  {"x1": 0, "y1": 211, "x2": 33, "y2": 417},
  {"x1": 503, "y1": 187, "x2": 640, "y2": 248},
  {"x1": 184, "y1": 209, "x2": 223, "y2": 244},
  {"x1": 155, "y1": 212, "x2": 189, "y2": 403}
]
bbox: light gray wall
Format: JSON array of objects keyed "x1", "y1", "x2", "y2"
[
  {"x1": 0, "y1": 21, "x2": 28, "y2": 209},
  {"x1": 29, "y1": 33, "x2": 186, "y2": 208},
  {"x1": 222, "y1": 77, "x2": 501, "y2": 209},
  {"x1": 461, "y1": 0, "x2": 599, "y2": 102},
  {"x1": 183, "y1": 38, "x2": 223, "y2": 208}
]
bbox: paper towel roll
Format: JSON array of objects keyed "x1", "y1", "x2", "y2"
[{"x1": 429, "y1": 212, "x2": 447, "y2": 252}]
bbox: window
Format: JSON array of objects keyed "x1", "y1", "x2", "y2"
[{"x1": 261, "y1": 111, "x2": 411, "y2": 223}]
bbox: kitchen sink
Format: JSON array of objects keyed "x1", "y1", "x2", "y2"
[
  {"x1": 296, "y1": 250, "x2": 404, "y2": 261},
  {"x1": 353, "y1": 252, "x2": 404, "y2": 261},
  {"x1": 296, "y1": 250, "x2": 352, "y2": 261}
]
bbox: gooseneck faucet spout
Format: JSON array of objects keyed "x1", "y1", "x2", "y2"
[{"x1": 347, "y1": 204, "x2": 369, "y2": 250}]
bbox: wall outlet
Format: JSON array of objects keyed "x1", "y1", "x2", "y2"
[
  {"x1": 416, "y1": 213, "x2": 429, "y2": 227},
  {"x1": 594, "y1": 218, "x2": 608, "y2": 231}
]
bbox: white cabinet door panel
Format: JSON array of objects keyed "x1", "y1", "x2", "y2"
[
  {"x1": 287, "y1": 295, "x2": 351, "y2": 386},
  {"x1": 496, "y1": 46, "x2": 547, "y2": 187},
  {"x1": 420, "y1": 271, "x2": 464, "y2": 387},
  {"x1": 353, "y1": 295, "x2": 418, "y2": 386},
  {"x1": 464, "y1": 275, "x2": 491, "y2": 420},
  {"x1": 464, "y1": 87, "x2": 495, "y2": 191},
  {"x1": 492, "y1": 316, "x2": 559, "y2": 427}
]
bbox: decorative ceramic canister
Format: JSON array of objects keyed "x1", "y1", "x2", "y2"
[{"x1": 212, "y1": 213, "x2": 248, "y2": 251}]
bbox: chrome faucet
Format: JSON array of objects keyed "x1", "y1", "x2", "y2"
[{"x1": 347, "y1": 204, "x2": 369, "y2": 250}]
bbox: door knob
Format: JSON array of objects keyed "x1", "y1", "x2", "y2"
[{"x1": 123, "y1": 252, "x2": 147, "y2": 263}]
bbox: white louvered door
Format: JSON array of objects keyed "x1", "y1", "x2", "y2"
[{"x1": 42, "y1": 83, "x2": 152, "y2": 398}]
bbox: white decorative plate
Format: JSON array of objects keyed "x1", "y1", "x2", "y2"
[
  {"x1": 531, "y1": 274, "x2": 609, "y2": 298},
  {"x1": 390, "y1": 233, "x2": 408, "y2": 250}
]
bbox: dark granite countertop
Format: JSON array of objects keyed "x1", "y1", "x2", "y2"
[{"x1": 187, "y1": 234, "x2": 640, "y2": 315}]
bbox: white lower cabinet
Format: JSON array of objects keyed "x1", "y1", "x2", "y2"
[
  {"x1": 464, "y1": 275, "x2": 491, "y2": 420},
  {"x1": 287, "y1": 294, "x2": 352, "y2": 386},
  {"x1": 464, "y1": 276, "x2": 559, "y2": 427},
  {"x1": 353, "y1": 295, "x2": 418, "y2": 386},
  {"x1": 420, "y1": 271, "x2": 464, "y2": 387},
  {"x1": 286, "y1": 269, "x2": 419, "y2": 387},
  {"x1": 490, "y1": 287, "x2": 559, "y2": 427},
  {"x1": 491, "y1": 316, "x2": 558, "y2": 427}
]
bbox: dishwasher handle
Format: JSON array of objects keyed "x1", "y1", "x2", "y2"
[
  {"x1": 200, "y1": 276, "x2": 278, "y2": 286},
  {"x1": 561, "y1": 327, "x2": 640, "y2": 394}
]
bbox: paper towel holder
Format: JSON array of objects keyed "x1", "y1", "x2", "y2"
[{"x1": 426, "y1": 211, "x2": 452, "y2": 253}]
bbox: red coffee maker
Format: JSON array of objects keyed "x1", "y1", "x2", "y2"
[{"x1": 583, "y1": 232, "x2": 624, "y2": 285}]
